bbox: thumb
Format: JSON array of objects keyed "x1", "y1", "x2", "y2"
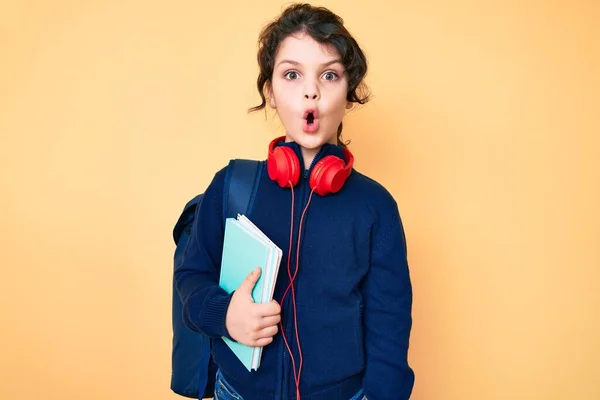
[{"x1": 239, "y1": 267, "x2": 261, "y2": 294}]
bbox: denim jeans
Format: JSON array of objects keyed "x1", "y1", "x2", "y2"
[{"x1": 214, "y1": 369, "x2": 366, "y2": 400}]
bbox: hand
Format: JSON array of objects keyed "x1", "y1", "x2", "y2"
[{"x1": 225, "y1": 267, "x2": 281, "y2": 347}]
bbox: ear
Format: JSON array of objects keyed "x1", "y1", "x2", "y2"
[
  {"x1": 267, "y1": 82, "x2": 276, "y2": 109},
  {"x1": 346, "y1": 101, "x2": 353, "y2": 110}
]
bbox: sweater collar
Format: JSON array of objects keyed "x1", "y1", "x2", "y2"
[{"x1": 276, "y1": 140, "x2": 346, "y2": 174}]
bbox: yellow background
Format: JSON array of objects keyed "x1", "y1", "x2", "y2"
[{"x1": 1, "y1": 1, "x2": 598, "y2": 399}]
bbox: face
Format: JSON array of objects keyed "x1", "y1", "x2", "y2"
[{"x1": 268, "y1": 31, "x2": 351, "y2": 156}]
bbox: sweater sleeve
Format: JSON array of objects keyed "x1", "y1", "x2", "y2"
[
  {"x1": 174, "y1": 166, "x2": 234, "y2": 339},
  {"x1": 362, "y1": 197, "x2": 415, "y2": 400}
]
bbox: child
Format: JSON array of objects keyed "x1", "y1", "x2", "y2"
[{"x1": 175, "y1": 3, "x2": 414, "y2": 399}]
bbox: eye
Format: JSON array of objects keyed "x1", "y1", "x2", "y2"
[
  {"x1": 284, "y1": 71, "x2": 300, "y2": 80},
  {"x1": 322, "y1": 71, "x2": 339, "y2": 81}
]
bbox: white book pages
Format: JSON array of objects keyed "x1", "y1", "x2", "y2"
[
  {"x1": 237, "y1": 214, "x2": 282, "y2": 303},
  {"x1": 238, "y1": 214, "x2": 283, "y2": 303}
]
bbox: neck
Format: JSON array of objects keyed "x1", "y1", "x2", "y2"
[
  {"x1": 301, "y1": 148, "x2": 319, "y2": 170},
  {"x1": 284, "y1": 134, "x2": 339, "y2": 170}
]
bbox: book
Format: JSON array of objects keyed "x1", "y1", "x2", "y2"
[{"x1": 219, "y1": 215, "x2": 282, "y2": 371}]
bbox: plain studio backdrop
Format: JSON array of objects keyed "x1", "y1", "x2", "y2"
[{"x1": 1, "y1": 1, "x2": 598, "y2": 399}]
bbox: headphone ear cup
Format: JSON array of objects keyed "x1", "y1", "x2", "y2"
[
  {"x1": 268, "y1": 146, "x2": 301, "y2": 188},
  {"x1": 310, "y1": 156, "x2": 347, "y2": 196}
]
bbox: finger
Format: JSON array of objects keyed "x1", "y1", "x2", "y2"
[
  {"x1": 255, "y1": 325, "x2": 278, "y2": 339},
  {"x1": 270, "y1": 300, "x2": 281, "y2": 314},
  {"x1": 256, "y1": 300, "x2": 281, "y2": 317},
  {"x1": 253, "y1": 336, "x2": 274, "y2": 347},
  {"x1": 238, "y1": 267, "x2": 261, "y2": 295},
  {"x1": 258, "y1": 314, "x2": 281, "y2": 329}
]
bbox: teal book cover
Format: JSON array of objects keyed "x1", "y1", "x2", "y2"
[{"x1": 219, "y1": 218, "x2": 271, "y2": 371}]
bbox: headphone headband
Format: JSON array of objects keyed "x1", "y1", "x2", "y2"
[
  {"x1": 267, "y1": 136, "x2": 353, "y2": 195},
  {"x1": 269, "y1": 136, "x2": 353, "y2": 166}
]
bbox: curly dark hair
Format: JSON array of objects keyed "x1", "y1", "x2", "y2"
[{"x1": 248, "y1": 3, "x2": 371, "y2": 146}]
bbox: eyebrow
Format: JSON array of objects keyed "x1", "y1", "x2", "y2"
[{"x1": 276, "y1": 59, "x2": 343, "y2": 68}]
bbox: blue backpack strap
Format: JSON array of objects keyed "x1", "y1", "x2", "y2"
[{"x1": 223, "y1": 159, "x2": 263, "y2": 222}]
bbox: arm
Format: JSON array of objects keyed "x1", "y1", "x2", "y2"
[
  {"x1": 174, "y1": 167, "x2": 234, "y2": 339},
  {"x1": 362, "y1": 199, "x2": 415, "y2": 399}
]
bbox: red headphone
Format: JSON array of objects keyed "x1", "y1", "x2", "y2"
[{"x1": 267, "y1": 136, "x2": 354, "y2": 196}]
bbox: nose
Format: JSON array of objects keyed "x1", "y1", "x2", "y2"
[{"x1": 303, "y1": 81, "x2": 320, "y2": 100}]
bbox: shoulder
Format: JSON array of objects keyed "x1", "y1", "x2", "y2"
[
  {"x1": 346, "y1": 169, "x2": 399, "y2": 214},
  {"x1": 206, "y1": 163, "x2": 229, "y2": 194},
  {"x1": 205, "y1": 159, "x2": 264, "y2": 201},
  {"x1": 348, "y1": 170, "x2": 408, "y2": 249},
  {"x1": 196, "y1": 163, "x2": 231, "y2": 211}
]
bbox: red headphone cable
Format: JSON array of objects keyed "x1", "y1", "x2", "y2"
[
  {"x1": 280, "y1": 182, "x2": 316, "y2": 400},
  {"x1": 280, "y1": 182, "x2": 300, "y2": 397},
  {"x1": 290, "y1": 188, "x2": 315, "y2": 398}
]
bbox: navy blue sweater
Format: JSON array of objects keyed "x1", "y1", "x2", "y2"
[{"x1": 175, "y1": 141, "x2": 414, "y2": 400}]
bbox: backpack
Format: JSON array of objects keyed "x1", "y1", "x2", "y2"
[{"x1": 171, "y1": 159, "x2": 263, "y2": 399}]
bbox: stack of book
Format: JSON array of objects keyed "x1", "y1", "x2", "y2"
[{"x1": 219, "y1": 214, "x2": 282, "y2": 371}]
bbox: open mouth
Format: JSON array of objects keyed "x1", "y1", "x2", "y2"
[
  {"x1": 303, "y1": 109, "x2": 319, "y2": 124},
  {"x1": 302, "y1": 109, "x2": 319, "y2": 133}
]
